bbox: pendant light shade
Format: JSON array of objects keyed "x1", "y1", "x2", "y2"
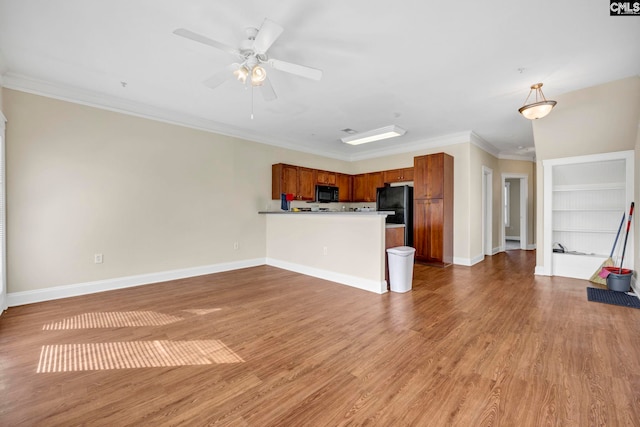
[
  {"x1": 251, "y1": 65, "x2": 267, "y2": 86},
  {"x1": 233, "y1": 66, "x2": 249, "y2": 84},
  {"x1": 518, "y1": 83, "x2": 557, "y2": 120}
]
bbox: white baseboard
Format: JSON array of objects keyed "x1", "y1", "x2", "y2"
[
  {"x1": 453, "y1": 253, "x2": 490, "y2": 267},
  {"x1": 535, "y1": 266, "x2": 551, "y2": 276},
  {"x1": 7, "y1": 258, "x2": 266, "y2": 307},
  {"x1": 266, "y1": 258, "x2": 387, "y2": 294}
]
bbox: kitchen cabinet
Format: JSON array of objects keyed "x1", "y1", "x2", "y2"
[
  {"x1": 413, "y1": 153, "x2": 453, "y2": 266},
  {"x1": 353, "y1": 172, "x2": 384, "y2": 202},
  {"x1": 297, "y1": 167, "x2": 316, "y2": 200},
  {"x1": 336, "y1": 173, "x2": 352, "y2": 202},
  {"x1": 272, "y1": 164, "x2": 316, "y2": 200},
  {"x1": 316, "y1": 170, "x2": 337, "y2": 186},
  {"x1": 272, "y1": 163, "x2": 298, "y2": 200},
  {"x1": 414, "y1": 199, "x2": 450, "y2": 265},
  {"x1": 352, "y1": 174, "x2": 366, "y2": 202},
  {"x1": 414, "y1": 154, "x2": 448, "y2": 199},
  {"x1": 366, "y1": 172, "x2": 384, "y2": 202},
  {"x1": 383, "y1": 167, "x2": 414, "y2": 183}
]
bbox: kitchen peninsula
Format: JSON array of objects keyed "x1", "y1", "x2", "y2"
[{"x1": 259, "y1": 211, "x2": 397, "y2": 294}]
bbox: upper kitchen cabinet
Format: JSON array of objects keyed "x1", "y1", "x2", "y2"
[
  {"x1": 272, "y1": 163, "x2": 298, "y2": 200},
  {"x1": 367, "y1": 172, "x2": 384, "y2": 202},
  {"x1": 414, "y1": 153, "x2": 452, "y2": 200},
  {"x1": 316, "y1": 170, "x2": 337, "y2": 186},
  {"x1": 352, "y1": 174, "x2": 366, "y2": 202},
  {"x1": 297, "y1": 167, "x2": 316, "y2": 200},
  {"x1": 272, "y1": 164, "x2": 316, "y2": 200},
  {"x1": 353, "y1": 172, "x2": 383, "y2": 202},
  {"x1": 383, "y1": 167, "x2": 414, "y2": 184},
  {"x1": 336, "y1": 173, "x2": 352, "y2": 202}
]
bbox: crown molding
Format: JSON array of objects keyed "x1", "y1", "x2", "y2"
[
  {"x1": 2, "y1": 72, "x2": 533, "y2": 163},
  {"x1": 1, "y1": 72, "x2": 351, "y2": 160},
  {"x1": 470, "y1": 131, "x2": 535, "y2": 162},
  {"x1": 470, "y1": 131, "x2": 500, "y2": 157}
]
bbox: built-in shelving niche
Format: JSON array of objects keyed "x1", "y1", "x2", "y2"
[{"x1": 543, "y1": 151, "x2": 634, "y2": 279}]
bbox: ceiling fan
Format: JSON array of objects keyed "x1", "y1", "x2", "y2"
[{"x1": 173, "y1": 18, "x2": 323, "y2": 102}]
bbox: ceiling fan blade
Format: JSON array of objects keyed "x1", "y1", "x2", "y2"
[
  {"x1": 260, "y1": 77, "x2": 278, "y2": 102},
  {"x1": 267, "y1": 58, "x2": 323, "y2": 81},
  {"x1": 203, "y1": 63, "x2": 240, "y2": 89},
  {"x1": 173, "y1": 28, "x2": 242, "y2": 58},
  {"x1": 252, "y1": 18, "x2": 284, "y2": 54}
]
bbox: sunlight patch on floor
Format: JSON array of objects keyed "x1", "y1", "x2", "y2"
[
  {"x1": 42, "y1": 308, "x2": 222, "y2": 330},
  {"x1": 36, "y1": 340, "x2": 244, "y2": 373},
  {"x1": 42, "y1": 311, "x2": 184, "y2": 330}
]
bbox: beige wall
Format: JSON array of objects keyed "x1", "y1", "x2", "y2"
[
  {"x1": 533, "y1": 76, "x2": 640, "y2": 270},
  {"x1": 5, "y1": 86, "x2": 541, "y2": 297},
  {"x1": 4, "y1": 89, "x2": 349, "y2": 293}
]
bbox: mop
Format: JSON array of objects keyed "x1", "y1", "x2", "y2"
[{"x1": 588, "y1": 212, "x2": 625, "y2": 286}]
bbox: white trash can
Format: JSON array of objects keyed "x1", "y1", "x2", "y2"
[{"x1": 386, "y1": 246, "x2": 416, "y2": 293}]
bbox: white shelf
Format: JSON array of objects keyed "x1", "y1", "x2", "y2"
[
  {"x1": 552, "y1": 208, "x2": 623, "y2": 212},
  {"x1": 553, "y1": 183, "x2": 624, "y2": 192}
]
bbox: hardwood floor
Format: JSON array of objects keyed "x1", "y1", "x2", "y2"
[{"x1": 1, "y1": 250, "x2": 639, "y2": 426}]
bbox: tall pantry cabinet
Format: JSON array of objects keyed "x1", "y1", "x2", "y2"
[{"x1": 413, "y1": 153, "x2": 454, "y2": 266}]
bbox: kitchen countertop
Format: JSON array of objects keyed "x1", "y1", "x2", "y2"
[{"x1": 385, "y1": 223, "x2": 405, "y2": 228}]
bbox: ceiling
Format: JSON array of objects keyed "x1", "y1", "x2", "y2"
[{"x1": 0, "y1": 1, "x2": 639, "y2": 161}]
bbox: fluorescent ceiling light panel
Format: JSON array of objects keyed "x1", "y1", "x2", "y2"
[{"x1": 341, "y1": 125, "x2": 407, "y2": 145}]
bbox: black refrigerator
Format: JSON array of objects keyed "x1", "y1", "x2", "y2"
[{"x1": 376, "y1": 185, "x2": 413, "y2": 247}]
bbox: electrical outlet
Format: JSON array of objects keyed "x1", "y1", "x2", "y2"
[
  {"x1": 323, "y1": 246, "x2": 328, "y2": 256},
  {"x1": 233, "y1": 242, "x2": 239, "y2": 250},
  {"x1": 94, "y1": 253, "x2": 103, "y2": 264}
]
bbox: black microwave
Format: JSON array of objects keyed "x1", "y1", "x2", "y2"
[{"x1": 315, "y1": 185, "x2": 339, "y2": 203}]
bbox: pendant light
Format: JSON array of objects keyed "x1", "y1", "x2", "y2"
[{"x1": 518, "y1": 83, "x2": 557, "y2": 120}]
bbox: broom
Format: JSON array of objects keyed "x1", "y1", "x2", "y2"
[{"x1": 589, "y1": 212, "x2": 625, "y2": 286}]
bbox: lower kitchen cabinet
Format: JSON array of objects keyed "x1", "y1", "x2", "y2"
[{"x1": 414, "y1": 198, "x2": 452, "y2": 266}]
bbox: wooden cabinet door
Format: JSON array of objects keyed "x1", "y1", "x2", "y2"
[
  {"x1": 413, "y1": 156, "x2": 428, "y2": 199},
  {"x1": 337, "y1": 173, "x2": 352, "y2": 202},
  {"x1": 402, "y1": 167, "x2": 414, "y2": 182},
  {"x1": 352, "y1": 174, "x2": 366, "y2": 202},
  {"x1": 272, "y1": 164, "x2": 298, "y2": 200},
  {"x1": 366, "y1": 172, "x2": 384, "y2": 202},
  {"x1": 297, "y1": 167, "x2": 316, "y2": 200},
  {"x1": 316, "y1": 170, "x2": 337, "y2": 186},
  {"x1": 425, "y1": 153, "x2": 445, "y2": 199},
  {"x1": 414, "y1": 198, "x2": 444, "y2": 263},
  {"x1": 383, "y1": 167, "x2": 414, "y2": 183},
  {"x1": 414, "y1": 153, "x2": 451, "y2": 199},
  {"x1": 383, "y1": 169, "x2": 403, "y2": 183}
]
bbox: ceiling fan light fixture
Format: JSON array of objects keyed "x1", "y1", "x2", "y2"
[
  {"x1": 518, "y1": 83, "x2": 557, "y2": 120},
  {"x1": 251, "y1": 65, "x2": 267, "y2": 86},
  {"x1": 234, "y1": 66, "x2": 249, "y2": 83},
  {"x1": 341, "y1": 125, "x2": 407, "y2": 145}
]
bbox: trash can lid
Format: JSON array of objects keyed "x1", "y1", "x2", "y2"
[{"x1": 386, "y1": 246, "x2": 416, "y2": 255}]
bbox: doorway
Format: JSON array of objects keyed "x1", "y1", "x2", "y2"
[
  {"x1": 502, "y1": 174, "x2": 527, "y2": 251},
  {"x1": 482, "y1": 166, "x2": 493, "y2": 256}
]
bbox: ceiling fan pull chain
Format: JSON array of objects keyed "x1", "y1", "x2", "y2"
[{"x1": 251, "y1": 84, "x2": 255, "y2": 120}]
